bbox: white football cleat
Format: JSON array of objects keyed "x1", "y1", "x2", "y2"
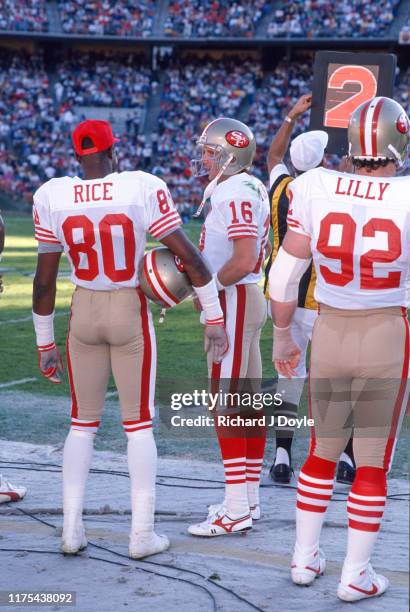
[
  {"x1": 61, "y1": 520, "x2": 87, "y2": 554},
  {"x1": 129, "y1": 532, "x2": 170, "y2": 559},
  {"x1": 337, "y1": 563, "x2": 389, "y2": 602},
  {"x1": 291, "y1": 548, "x2": 326, "y2": 585},
  {"x1": 0, "y1": 475, "x2": 27, "y2": 504},
  {"x1": 188, "y1": 506, "x2": 252, "y2": 537},
  {"x1": 208, "y1": 501, "x2": 260, "y2": 521}
]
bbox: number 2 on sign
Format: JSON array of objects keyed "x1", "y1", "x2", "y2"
[{"x1": 325, "y1": 65, "x2": 377, "y2": 129}]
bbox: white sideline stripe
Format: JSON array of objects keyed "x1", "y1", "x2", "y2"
[
  {"x1": 0, "y1": 310, "x2": 68, "y2": 326},
  {"x1": 0, "y1": 377, "x2": 37, "y2": 389},
  {"x1": 0, "y1": 377, "x2": 118, "y2": 395}
]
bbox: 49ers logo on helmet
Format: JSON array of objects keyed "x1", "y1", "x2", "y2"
[
  {"x1": 174, "y1": 256, "x2": 185, "y2": 273},
  {"x1": 396, "y1": 113, "x2": 410, "y2": 135},
  {"x1": 225, "y1": 130, "x2": 250, "y2": 148}
]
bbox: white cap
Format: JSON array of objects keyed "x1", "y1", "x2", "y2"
[{"x1": 290, "y1": 130, "x2": 328, "y2": 172}]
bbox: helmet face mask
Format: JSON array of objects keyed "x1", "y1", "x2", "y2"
[
  {"x1": 191, "y1": 142, "x2": 231, "y2": 178},
  {"x1": 190, "y1": 117, "x2": 256, "y2": 180}
]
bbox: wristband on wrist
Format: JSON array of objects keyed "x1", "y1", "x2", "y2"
[
  {"x1": 192, "y1": 278, "x2": 224, "y2": 326},
  {"x1": 284, "y1": 115, "x2": 294, "y2": 124},
  {"x1": 33, "y1": 311, "x2": 55, "y2": 348}
]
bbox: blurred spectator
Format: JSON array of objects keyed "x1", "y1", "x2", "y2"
[
  {"x1": 0, "y1": 50, "x2": 76, "y2": 203},
  {"x1": 58, "y1": 0, "x2": 155, "y2": 36},
  {"x1": 56, "y1": 51, "x2": 151, "y2": 109},
  {"x1": 154, "y1": 55, "x2": 259, "y2": 206},
  {"x1": 399, "y1": 18, "x2": 410, "y2": 44},
  {"x1": 0, "y1": 0, "x2": 48, "y2": 32},
  {"x1": 267, "y1": 0, "x2": 400, "y2": 38},
  {"x1": 247, "y1": 58, "x2": 312, "y2": 176},
  {"x1": 164, "y1": 0, "x2": 269, "y2": 37}
]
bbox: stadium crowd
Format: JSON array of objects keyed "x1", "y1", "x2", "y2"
[
  {"x1": 58, "y1": 0, "x2": 155, "y2": 36},
  {"x1": 0, "y1": 0, "x2": 48, "y2": 32},
  {"x1": 163, "y1": 0, "x2": 269, "y2": 38},
  {"x1": 267, "y1": 0, "x2": 400, "y2": 38},
  {"x1": 0, "y1": 48, "x2": 409, "y2": 212},
  {"x1": 55, "y1": 51, "x2": 152, "y2": 108},
  {"x1": 1, "y1": 0, "x2": 403, "y2": 38},
  {"x1": 0, "y1": 50, "x2": 77, "y2": 204},
  {"x1": 154, "y1": 55, "x2": 262, "y2": 206}
]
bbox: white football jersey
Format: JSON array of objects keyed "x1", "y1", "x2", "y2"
[
  {"x1": 287, "y1": 167, "x2": 410, "y2": 309},
  {"x1": 33, "y1": 171, "x2": 182, "y2": 290},
  {"x1": 199, "y1": 172, "x2": 270, "y2": 285}
]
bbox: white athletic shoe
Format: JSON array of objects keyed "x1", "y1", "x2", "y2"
[
  {"x1": 291, "y1": 548, "x2": 326, "y2": 585},
  {"x1": 0, "y1": 475, "x2": 27, "y2": 504},
  {"x1": 188, "y1": 506, "x2": 252, "y2": 537},
  {"x1": 208, "y1": 501, "x2": 260, "y2": 521},
  {"x1": 129, "y1": 532, "x2": 170, "y2": 559},
  {"x1": 337, "y1": 563, "x2": 389, "y2": 602},
  {"x1": 61, "y1": 520, "x2": 87, "y2": 554}
]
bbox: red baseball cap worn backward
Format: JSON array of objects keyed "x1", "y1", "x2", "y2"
[{"x1": 72, "y1": 119, "x2": 120, "y2": 156}]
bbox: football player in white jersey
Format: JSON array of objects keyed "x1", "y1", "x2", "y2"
[
  {"x1": 31, "y1": 120, "x2": 228, "y2": 558},
  {"x1": 269, "y1": 97, "x2": 410, "y2": 601},
  {"x1": 187, "y1": 118, "x2": 270, "y2": 537}
]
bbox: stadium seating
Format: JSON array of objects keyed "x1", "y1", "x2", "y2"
[
  {"x1": 163, "y1": 0, "x2": 269, "y2": 38},
  {"x1": 55, "y1": 51, "x2": 151, "y2": 108},
  {"x1": 0, "y1": 46, "x2": 409, "y2": 212},
  {"x1": 0, "y1": 0, "x2": 404, "y2": 38},
  {"x1": 0, "y1": 0, "x2": 48, "y2": 32},
  {"x1": 0, "y1": 50, "x2": 74, "y2": 204},
  {"x1": 58, "y1": 0, "x2": 155, "y2": 36},
  {"x1": 267, "y1": 0, "x2": 400, "y2": 38}
]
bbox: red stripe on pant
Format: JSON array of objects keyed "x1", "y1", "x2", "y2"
[
  {"x1": 212, "y1": 287, "x2": 247, "y2": 464},
  {"x1": 210, "y1": 289, "x2": 226, "y2": 395},
  {"x1": 307, "y1": 364, "x2": 316, "y2": 456},
  {"x1": 66, "y1": 305, "x2": 78, "y2": 419},
  {"x1": 231, "y1": 284, "x2": 246, "y2": 383},
  {"x1": 137, "y1": 288, "x2": 153, "y2": 423},
  {"x1": 383, "y1": 313, "x2": 409, "y2": 470}
]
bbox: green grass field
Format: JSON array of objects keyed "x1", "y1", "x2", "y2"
[{"x1": 0, "y1": 215, "x2": 274, "y2": 394}]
